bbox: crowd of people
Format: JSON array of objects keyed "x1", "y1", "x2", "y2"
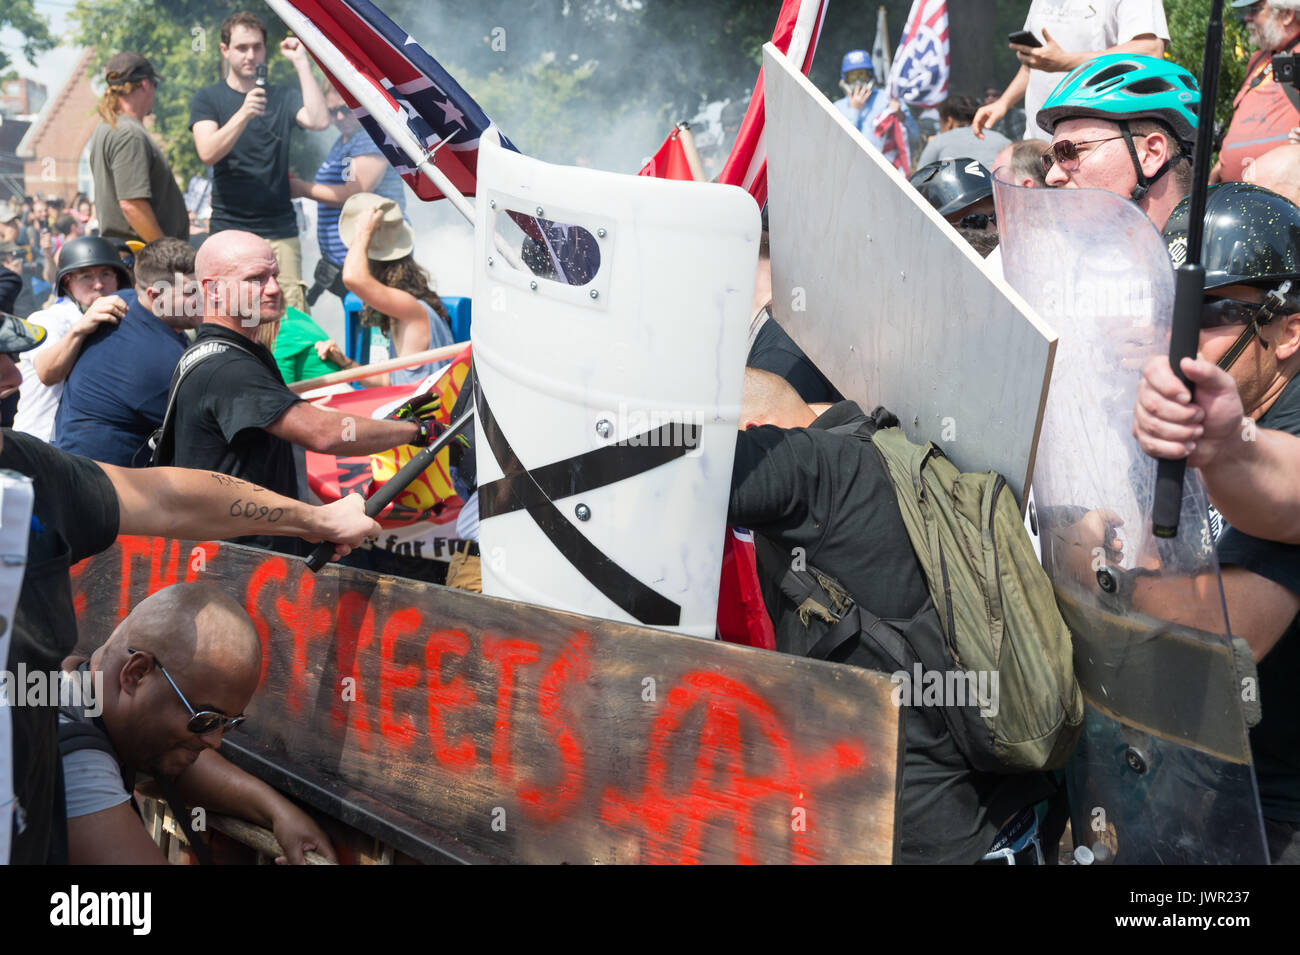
[{"x1": 1, "y1": 0, "x2": 1299, "y2": 868}]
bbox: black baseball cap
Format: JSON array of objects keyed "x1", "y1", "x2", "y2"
[{"x1": 105, "y1": 51, "x2": 161, "y2": 86}]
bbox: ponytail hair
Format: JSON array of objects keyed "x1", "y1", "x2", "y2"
[{"x1": 97, "y1": 80, "x2": 143, "y2": 125}]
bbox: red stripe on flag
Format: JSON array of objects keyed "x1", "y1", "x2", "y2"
[{"x1": 718, "y1": 0, "x2": 826, "y2": 205}]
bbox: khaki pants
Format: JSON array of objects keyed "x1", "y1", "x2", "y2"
[
  {"x1": 445, "y1": 551, "x2": 481, "y2": 593},
  {"x1": 266, "y1": 235, "x2": 307, "y2": 314}
]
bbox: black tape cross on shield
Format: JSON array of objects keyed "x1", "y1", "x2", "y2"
[{"x1": 475, "y1": 380, "x2": 699, "y2": 627}]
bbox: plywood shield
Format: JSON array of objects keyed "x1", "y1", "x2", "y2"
[
  {"x1": 71, "y1": 538, "x2": 901, "y2": 864},
  {"x1": 761, "y1": 44, "x2": 1057, "y2": 502}
]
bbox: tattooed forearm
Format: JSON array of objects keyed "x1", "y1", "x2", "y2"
[
  {"x1": 228, "y1": 499, "x2": 285, "y2": 523},
  {"x1": 209, "y1": 472, "x2": 258, "y2": 490}
]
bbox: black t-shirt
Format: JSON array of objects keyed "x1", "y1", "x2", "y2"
[
  {"x1": 0, "y1": 430, "x2": 120, "y2": 863},
  {"x1": 165, "y1": 324, "x2": 302, "y2": 505},
  {"x1": 189, "y1": 82, "x2": 303, "y2": 238},
  {"x1": 746, "y1": 307, "x2": 844, "y2": 405},
  {"x1": 1217, "y1": 374, "x2": 1300, "y2": 823},
  {"x1": 727, "y1": 401, "x2": 1052, "y2": 863}
]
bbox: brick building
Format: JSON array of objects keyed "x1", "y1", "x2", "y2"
[
  {"x1": 18, "y1": 48, "x2": 98, "y2": 203},
  {"x1": 0, "y1": 76, "x2": 47, "y2": 118}
]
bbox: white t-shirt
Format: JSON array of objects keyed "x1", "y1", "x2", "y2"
[
  {"x1": 12, "y1": 298, "x2": 81, "y2": 443},
  {"x1": 1023, "y1": 0, "x2": 1170, "y2": 140}
]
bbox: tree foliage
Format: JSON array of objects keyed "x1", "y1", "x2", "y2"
[
  {"x1": 1164, "y1": 0, "x2": 1250, "y2": 135},
  {"x1": 1, "y1": 0, "x2": 57, "y2": 73}
]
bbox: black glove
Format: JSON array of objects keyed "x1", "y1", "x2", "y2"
[{"x1": 387, "y1": 389, "x2": 468, "y2": 449}]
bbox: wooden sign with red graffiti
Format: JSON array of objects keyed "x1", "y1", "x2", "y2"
[{"x1": 71, "y1": 537, "x2": 901, "y2": 864}]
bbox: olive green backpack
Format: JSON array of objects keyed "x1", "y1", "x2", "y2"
[{"x1": 782, "y1": 407, "x2": 1083, "y2": 773}]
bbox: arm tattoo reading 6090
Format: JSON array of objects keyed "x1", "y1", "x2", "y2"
[{"x1": 228, "y1": 499, "x2": 284, "y2": 523}]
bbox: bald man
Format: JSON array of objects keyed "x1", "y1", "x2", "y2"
[
  {"x1": 1242, "y1": 144, "x2": 1300, "y2": 206},
  {"x1": 60, "y1": 583, "x2": 336, "y2": 864},
  {"x1": 160, "y1": 230, "x2": 430, "y2": 549},
  {"x1": 727, "y1": 368, "x2": 1054, "y2": 864}
]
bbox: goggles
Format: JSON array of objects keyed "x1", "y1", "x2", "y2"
[
  {"x1": 1200, "y1": 296, "x2": 1268, "y2": 329},
  {"x1": 959, "y1": 212, "x2": 995, "y2": 230},
  {"x1": 1209, "y1": 281, "x2": 1293, "y2": 372},
  {"x1": 128, "y1": 647, "x2": 246, "y2": 735}
]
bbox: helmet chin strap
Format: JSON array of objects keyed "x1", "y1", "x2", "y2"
[
  {"x1": 1117, "y1": 120, "x2": 1183, "y2": 203},
  {"x1": 1216, "y1": 281, "x2": 1291, "y2": 373}
]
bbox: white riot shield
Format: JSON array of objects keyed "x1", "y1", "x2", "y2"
[
  {"x1": 762, "y1": 44, "x2": 1056, "y2": 503},
  {"x1": 472, "y1": 130, "x2": 759, "y2": 638},
  {"x1": 995, "y1": 173, "x2": 1268, "y2": 864}
]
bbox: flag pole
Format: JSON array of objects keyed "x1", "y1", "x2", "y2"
[
  {"x1": 675, "y1": 123, "x2": 707, "y2": 182},
  {"x1": 265, "y1": 0, "x2": 524, "y2": 270}
]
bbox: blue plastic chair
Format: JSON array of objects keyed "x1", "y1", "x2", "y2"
[
  {"x1": 442, "y1": 295, "x2": 472, "y2": 343},
  {"x1": 343, "y1": 292, "x2": 370, "y2": 365}
]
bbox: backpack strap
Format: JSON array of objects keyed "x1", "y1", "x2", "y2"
[
  {"x1": 148, "y1": 338, "x2": 259, "y2": 466},
  {"x1": 775, "y1": 560, "x2": 917, "y2": 670}
]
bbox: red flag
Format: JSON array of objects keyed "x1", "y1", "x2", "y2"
[
  {"x1": 718, "y1": 0, "x2": 828, "y2": 206},
  {"x1": 638, "y1": 127, "x2": 698, "y2": 181},
  {"x1": 716, "y1": 528, "x2": 777, "y2": 650}
]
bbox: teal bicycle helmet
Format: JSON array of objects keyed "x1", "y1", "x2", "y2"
[
  {"x1": 1037, "y1": 54, "x2": 1199, "y2": 143},
  {"x1": 1036, "y1": 54, "x2": 1200, "y2": 202}
]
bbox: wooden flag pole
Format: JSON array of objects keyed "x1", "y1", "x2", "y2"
[
  {"x1": 290, "y1": 342, "x2": 467, "y2": 394},
  {"x1": 676, "y1": 123, "x2": 707, "y2": 182}
]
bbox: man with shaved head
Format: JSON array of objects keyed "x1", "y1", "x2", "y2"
[
  {"x1": 60, "y1": 582, "x2": 335, "y2": 864},
  {"x1": 727, "y1": 368, "x2": 1054, "y2": 864},
  {"x1": 161, "y1": 229, "x2": 438, "y2": 551}
]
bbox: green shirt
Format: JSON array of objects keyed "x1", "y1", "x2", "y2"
[{"x1": 272, "y1": 306, "x2": 342, "y2": 384}]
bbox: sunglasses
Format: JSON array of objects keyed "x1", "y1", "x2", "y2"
[
  {"x1": 330, "y1": 106, "x2": 350, "y2": 119},
  {"x1": 128, "y1": 647, "x2": 246, "y2": 735},
  {"x1": 1201, "y1": 297, "x2": 1266, "y2": 329},
  {"x1": 1041, "y1": 135, "x2": 1131, "y2": 175},
  {"x1": 959, "y1": 212, "x2": 995, "y2": 230}
]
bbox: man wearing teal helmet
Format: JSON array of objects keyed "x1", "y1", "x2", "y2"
[{"x1": 1035, "y1": 53, "x2": 1199, "y2": 230}]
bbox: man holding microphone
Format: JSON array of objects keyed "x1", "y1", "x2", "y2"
[{"x1": 190, "y1": 11, "x2": 329, "y2": 315}]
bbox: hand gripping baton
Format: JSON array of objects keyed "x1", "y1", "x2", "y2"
[{"x1": 304, "y1": 406, "x2": 476, "y2": 572}]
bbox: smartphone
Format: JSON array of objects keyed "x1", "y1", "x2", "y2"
[{"x1": 1008, "y1": 30, "x2": 1042, "y2": 48}]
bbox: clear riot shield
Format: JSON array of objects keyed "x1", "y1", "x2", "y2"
[{"x1": 994, "y1": 175, "x2": 1269, "y2": 864}]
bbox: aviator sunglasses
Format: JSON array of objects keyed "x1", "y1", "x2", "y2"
[
  {"x1": 128, "y1": 647, "x2": 246, "y2": 735},
  {"x1": 1041, "y1": 135, "x2": 1132, "y2": 175}
]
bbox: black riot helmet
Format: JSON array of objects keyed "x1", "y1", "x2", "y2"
[
  {"x1": 54, "y1": 236, "x2": 132, "y2": 296},
  {"x1": 909, "y1": 158, "x2": 993, "y2": 218},
  {"x1": 1164, "y1": 182, "x2": 1300, "y2": 290},
  {"x1": 1163, "y1": 182, "x2": 1300, "y2": 372}
]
